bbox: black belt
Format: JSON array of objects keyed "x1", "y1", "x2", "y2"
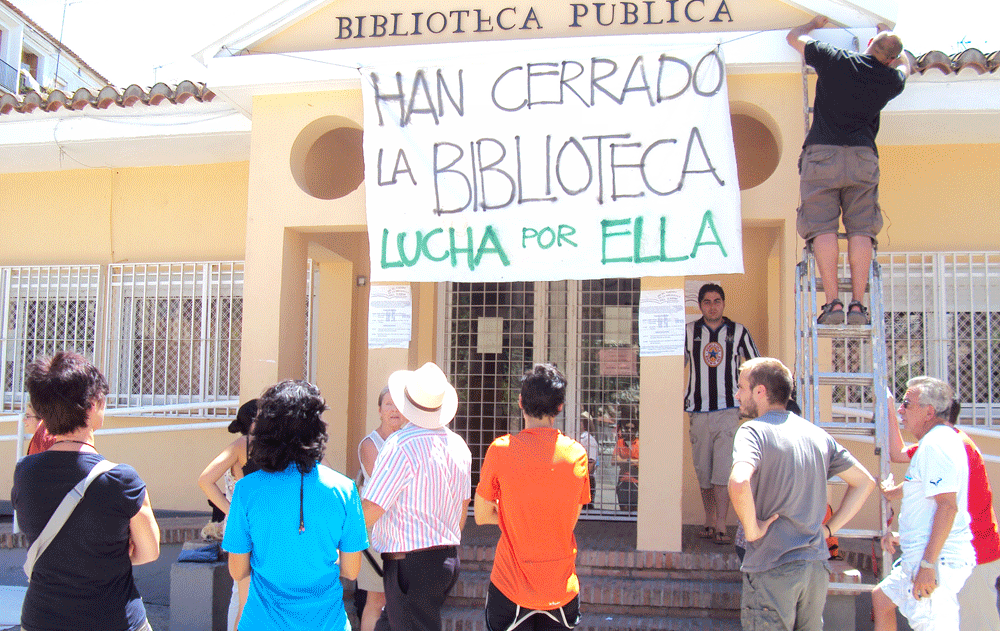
[{"x1": 382, "y1": 544, "x2": 456, "y2": 561}]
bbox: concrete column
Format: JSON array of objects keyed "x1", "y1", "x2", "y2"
[
  {"x1": 411, "y1": 282, "x2": 438, "y2": 366},
  {"x1": 637, "y1": 275, "x2": 685, "y2": 552},
  {"x1": 240, "y1": 228, "x2": 307, "y2": 398}
]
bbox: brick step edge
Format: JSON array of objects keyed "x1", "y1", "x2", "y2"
[
  {"x1": 463, "y1": 560, "x2": 742, "y2": 583},
  {"x1": 1, "y1": 527, "x2": 204, "y2": 549},
  {"x1": 461, "y1": 545, "x2": 742, "y2": 573},
  {"x1": 449, "y1": 572, "x2": 740, "y2": 611},
  {"x1": 441, "y1": 604, "x2": 741, "y2": 631}
]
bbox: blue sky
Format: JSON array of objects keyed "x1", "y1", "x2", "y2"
[{"x1": 11, "y1": 0, "x2": 998, "y2": 87}]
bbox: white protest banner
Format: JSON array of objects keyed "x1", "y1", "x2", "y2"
[{"x1": 362, "y1": 43, "x2": 742, "y2": 282}]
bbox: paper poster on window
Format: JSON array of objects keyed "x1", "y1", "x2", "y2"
[
  {"x1": 638, "y1": 289, "x2": 685, "y2": 356},
  {"x1": 368, "y1": 285, "x2": 412, "y2": 349},
  {"x1": 362, "y1": 43, "x2": 742, "y2": 282}
]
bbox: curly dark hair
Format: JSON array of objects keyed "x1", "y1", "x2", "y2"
[
  {"x1": 251, "y1": 380, "x2": 328, "y2": 473},
  {"x1": 520, "y1": 363, "x2": 566, "y2": 419},
  {"x1": 25, "y1": 351, "x2": 109, "y2": 436}
]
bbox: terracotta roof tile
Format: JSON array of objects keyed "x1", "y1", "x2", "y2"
[
  {"x1": 0, "y1": 82, "x2": 216, "y2": 116},
  {"x1": 0, "y1": 46, "x2": 995, "y2": 118},
  {"x1": 913, "y1": 48, "x2": 999, "y2": 75}
]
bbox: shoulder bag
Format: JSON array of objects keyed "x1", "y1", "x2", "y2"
[{"x1": 22, "y1": 459, "x2": 117, "y2": 579}]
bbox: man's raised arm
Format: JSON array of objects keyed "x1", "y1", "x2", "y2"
[
  {"x1": 787, "y1": 15, "x2": 830, "y2": 55},
  {"x1": 889, "y1": 53, "x2": 913, "y2": 78}
]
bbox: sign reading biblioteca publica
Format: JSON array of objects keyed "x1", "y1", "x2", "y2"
[{"x1": 362, "y1": 43, "x2": 743, "y2": 282}]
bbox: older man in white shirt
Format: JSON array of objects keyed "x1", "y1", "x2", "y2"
[{"x1": 873, "y1": 377, "x2": 975, "y2": 631}]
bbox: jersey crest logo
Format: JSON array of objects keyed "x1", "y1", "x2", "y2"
[{"x1": 703, "y1": 342, "x2": 724, "y2": 368}]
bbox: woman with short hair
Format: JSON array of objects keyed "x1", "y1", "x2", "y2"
[
  {"x1": 222, "y1": 380, "x2": 369, "y2": 631},
  {"x1": 13, "y1": 351, "x2": 160, "y2": 631},
  {"x1": 356, "y1": 386, "x2": 404, "y2": 631}
]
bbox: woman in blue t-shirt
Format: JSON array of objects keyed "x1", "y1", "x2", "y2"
[
  {"x1": 13, "y1": 351, "x2": 160, "y2": 631},
  {"x1": 222, "y1": 380, "x2": 369, "y2": 631}
]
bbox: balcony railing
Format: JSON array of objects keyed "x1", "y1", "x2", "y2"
[{"x1": 0, "y1": 59, "x2": 17, "y2": 94}]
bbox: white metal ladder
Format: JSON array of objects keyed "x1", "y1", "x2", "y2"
[{"x1": 795, "y1": 244, "x2": 893, "y2": 579}]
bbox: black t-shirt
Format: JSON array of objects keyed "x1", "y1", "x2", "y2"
[
  {"x1": 12, "y1": 451, "x2": 147, "y2": 631},
  {"x1": 804, "y1": 40, "x2": 906, "y2": 152}
]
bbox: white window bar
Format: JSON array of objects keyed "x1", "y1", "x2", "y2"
[
  {"x1": 442, "y1": 281, "x2": 538, "y2": 495},
  {"x1": 304, "y1": 258, "x2": 315, "y2": 382},
  {"x1": 574, "y1": 279, "x2": 640, "y2": 517},
  {"x1": 0, "y1": 265, "x2": 102, "y2": 412},
  {"x1": 833, "y1": 252, "x2": 1000, "y2": 427},
  {"x1": 104, "y1": 262, "x2": 242, "y2": 416}
]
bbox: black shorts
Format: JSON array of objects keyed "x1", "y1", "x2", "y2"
[{"x1": 485, "y1": 582, "x2": 580, "y2": 631}]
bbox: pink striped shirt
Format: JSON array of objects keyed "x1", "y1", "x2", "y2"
[{"x1": 362, "y1": 423, "x2": 472, "y2": 553}]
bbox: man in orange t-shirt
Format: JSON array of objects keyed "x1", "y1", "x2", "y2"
[{"x1": 475, "y1": 363, "x2": 590, "y2": 630}]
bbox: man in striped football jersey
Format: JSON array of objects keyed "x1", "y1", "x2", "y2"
[{"x1": 685, "y1": 283, "x2": 760, "y2": 545}]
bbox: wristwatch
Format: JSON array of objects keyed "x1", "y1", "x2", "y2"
[{"x1": 919, "y1": 559, "x2": 937, "y2": 571}]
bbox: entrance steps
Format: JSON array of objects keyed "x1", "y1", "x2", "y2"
[{"x1": 443, "y1": 524, "x2": 743, "y2": 630}]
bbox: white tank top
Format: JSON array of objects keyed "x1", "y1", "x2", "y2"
[{"x1": 357, "y1": 429, "x2": 386, "y2": 486}]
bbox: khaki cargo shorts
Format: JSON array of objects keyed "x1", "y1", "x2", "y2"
[
  {"x1": 689, "y1": 408, "x2": 741, "y2": 488},
  {"x1": 796, "y1": 144, "x2": 883, "y2": 242}
]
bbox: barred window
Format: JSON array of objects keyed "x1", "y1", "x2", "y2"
[
  {"x1": 833, "y1": 252, "x2": 1000, "y2": 426},
  {"x1": 104, "y1": 263, "x2": 243, "y2": 412},
  {"x1": 0, "y1": 262, "x2": 242, "y2": 417},
  {"x1": 0, "y1": 266, "x2": 102, "y2": 412},
  {"x1": 443, "y1": 279, "x2": 641, "y2": 518}
]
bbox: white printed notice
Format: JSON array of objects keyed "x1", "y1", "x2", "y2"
[
  {"x1": 368, "y1": 285, "x2": 412, "y2": 349},
  {"x1": 638, "y1": 289, "x2": 685, "y2": 356},
  {"x1": 362, "y1": 43, "x2": 742, "y2": 282}
]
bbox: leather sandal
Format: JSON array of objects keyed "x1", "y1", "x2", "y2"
[
  {"x1": 698, "y1": 526, "x2": 716, "y2": 539},
  {"x1": 847, "y1": 300, "x2": 870, "y2": 325},
  {"x1": 817, "y1": 299, "x2": 845, "y2": 325}
]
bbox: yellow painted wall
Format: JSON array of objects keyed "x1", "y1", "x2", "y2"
[
  {"x1": 0, "y1": 163, "x2": 249, "y2": 265},
  {"x1": 879, "y1": 144, "x2": 999, "y2": 252},
  {"x1": 638, "y1": 275, "x2": 685, "y2": 551},
  {"x1": 240, "y1": 90, "x2": 366, "y2": 401},
  {"x1": 239, "y1": 90, "x2": 376, "y2": 478},
  {"x1": 0, "y1": 417, "x2": 236, "y2": 513}
]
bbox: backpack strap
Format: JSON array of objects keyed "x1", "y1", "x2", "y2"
[{"x1": 23, "y1": 459, "x2": 118, "y2": 579}]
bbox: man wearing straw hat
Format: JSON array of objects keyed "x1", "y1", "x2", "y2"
[{"x1": 362, "y1": 362, "x2": 472, "y2": 631}]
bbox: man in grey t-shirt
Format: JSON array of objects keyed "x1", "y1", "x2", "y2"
[{"x1": 729, "y1": 357, "x2": 875, "y2": 630}]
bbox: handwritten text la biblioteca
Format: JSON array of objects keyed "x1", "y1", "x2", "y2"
[{"x1": 364, "y1": 45, "x2": 738, "y2": 278}]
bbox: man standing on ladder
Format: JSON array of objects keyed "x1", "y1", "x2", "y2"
[
  {"x1": 787, "y1": 16, "x2": 911, "y2": 325},
  {"x1": 685, "y1": 283, "x2": 759, "y2": 544}
]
